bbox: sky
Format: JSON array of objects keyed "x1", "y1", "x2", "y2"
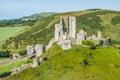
[{"x1": 0, "y1": 0, "x2": 120, "y2": 20}]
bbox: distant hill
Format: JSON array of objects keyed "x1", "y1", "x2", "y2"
[
  {"x1": 0, "y1": 12, "x2": 56, "y2": 27},
  {"x1": 2, "y1": 9, "x2": 120, "y2": 49},
  {"x1": 21, "y1": 12, "x2": 56, "y2": 21}
]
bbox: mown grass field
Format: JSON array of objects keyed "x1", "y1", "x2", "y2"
[
  {"x1": 0, "y1": 26, "x2": 27, "y2": 42},
  {"x1": 7, "y1": 44, "x2": 120, "y2": 80},
  {"x1": 0, "y1": 59, "x2": 27, "y2": 74}
]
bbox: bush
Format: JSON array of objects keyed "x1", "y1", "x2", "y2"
[
  {"x1": 43, "y1": 57, "x2": 48, "y2": 61},
  {"x1": 19, "y1": 50, "x2": 27, "y2": 56},
  {"x1": 82, "y1": 40, "x2": 91, "y2": 45},
  {"x1": 90, "y1": 43, "x2": 96, "y2": 49},
  {"x1": 111, "y1": 40, "x2": 120, "y2": 45},
  {"x1": 81, "y1": 59, "x2": 88, "y2": 66},
  {"x1": 0, "y1": 71, "x2": 11, "y2": 78},
  {"x1": 118, "y1": 47, "x2": 120, "y2": 49},
  {"x1": 0, "y1": 50, "x2": 11, "y2": 58},
  {"x1": 26, "y1": 58, "x2": 32, "y2": 63},
  {"x1": 99, "y1": 40, "x2": 104, "y2": 46},
  {"x1": 111, "y1": 16, "x2": 120, "y2": 25}
]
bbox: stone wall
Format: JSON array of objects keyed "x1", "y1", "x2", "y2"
[
  {"x1": 11, "y1": 63, "x2": 31, "y2": 75},
  {"x1": 61, "y1": 40, "x2": 71, "y2": 50},
  {"x1": 35, "y1": 44, "x2": 46, "y2": 57},
  {"x1": 77, "y1": 30, "x2": 87, "y2": 45},
  {"x1": 69, "y1": 16, "x2": 76, "y2": 38},
  {"x1": 32, "y1": 58, "x2": 39, "y2": 68},
  {"x1": 13, "y1": 54, "x2": 21, "y2": 59},
  {"x1": 26, "y1": 46, "x2": 34, "y2": 56},
  {"x1": 54, "y1": 23, "x2": 63, "y2": 42},
  {"x1": 46, "y1": 38, "x2": 55, "y2": 50}
]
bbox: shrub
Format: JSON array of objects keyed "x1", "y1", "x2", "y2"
[
  {"x1": 43, "y1": 57, "x2": 48, "y2": 61},
  {"x1": 0, "y1": 71, "x2": 11, "y2": 78},
  {"x1": 0, "y1": 50, "x2": 11, "y2": 58},
  {"x1": 118, "y1": 47, "x2": 120, "y2": 49},
  {"x1": 99, "y1": 40, "x2": 103, "y2": 46},
  {"x1": 111, "y1": 40, "x2": 120, "y2": 45},
  {"x1": 90, "y1": 43, "x2": 96, "y2": 49},
  {"x1": 82, "y1": 40, "x2": 91, "y2": 45},
  {"x1": 81, "y1": 59, "x2": 88, "y2": 66},
  {"x1": 19, "y1": 50, "x2": 27, "y2": 56},
  {"x1": 26, "y1": 58, "x2": 32, "y2": 63},
  {"x1": 111, "y1": 16, "x2": 120, "y2": 25}
]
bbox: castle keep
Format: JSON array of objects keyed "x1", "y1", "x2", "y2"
[
  {"x1": 54, "y1": 16, "x2": 102, "y2": 50},
  {"x1": 55, "y1": 16, "x2": 76, "y2": 42},
  {"x1": 54, "y1": 16, "x2": 76, "y2": 49}
]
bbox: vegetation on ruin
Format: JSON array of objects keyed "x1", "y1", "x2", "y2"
[{"x1": 7, "y1": 44, "x2": 120, "y2": 80}]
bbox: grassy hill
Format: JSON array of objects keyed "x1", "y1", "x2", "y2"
[
  {"x1": 6, "y1": 44, "x2": 120, "y2": 80},
  {"x1": 0, "y1": 26, "x2": 27, "y2": 42},
  {"x1": 2, "y1": 10, "x2": 120, "y2": 49},
  {"x1": 0, "y1": 12, "x2": 55, "y2": 27},
  {"x1": 21, "y1": 12, "x2": 56, "y2": 20}
]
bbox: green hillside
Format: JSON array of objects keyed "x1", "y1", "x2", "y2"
[
  {"x1": 21, "y1": 12, "x2": 56, "y2": 20},
  {"x1": 0, "y1": 26, "x2": 27, "y2": 42},
  {"x1": 2, "y1": 10, "x2": 120, "y2": 49},
  {"x1": 0, "y1": 12, "x2": 55, "y2": 27},
  {"x1": 6, "y1": 44, "x2": 120, "y2": 80}
]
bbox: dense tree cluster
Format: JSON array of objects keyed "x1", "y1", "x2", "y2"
[
  {"x1": 0, "y1": 50, "x2": 11, "y2": 58},
  {"x1": 0, "y1": 72, "x2": 11, "y2": 78},
  {"x1": 0, "y1": 19, "x2": 37, "y2": 27}
]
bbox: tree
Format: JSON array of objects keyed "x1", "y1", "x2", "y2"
[{"x1": 99, "y1": 40, "x2": 103, "y2": 46}]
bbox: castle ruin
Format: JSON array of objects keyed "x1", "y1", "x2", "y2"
[
  {"x1": 26, "y1": 16, "x2": 103, "y2": 57},
  {"x1": 13, "y1": 15, "x2": 105, "y2": 72},
  {"x1": 54, "y1": 16, "x2": 103, "y2": 50}
]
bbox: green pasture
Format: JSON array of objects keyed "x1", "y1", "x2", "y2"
[
  {"x1": 0, "y1": 59, "x2": 27, "y2": 74},
  {"x1": 0, "y1": 26, "x2": 27, "y2": 42}
]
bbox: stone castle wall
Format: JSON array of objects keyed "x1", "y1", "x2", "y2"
[{"x1": 69, "y1": 16, "x2": 76, "y2": 39}]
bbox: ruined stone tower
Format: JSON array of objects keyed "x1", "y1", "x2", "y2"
[
  {"x1": 55, "y1": 16, "x2": 76, "y2": 42},
  {"x1": 60, "y1": 16, "x2": 69, "y2": 34},
  {"x1": 55, "y1": 23, "x2": 63, "y2": 42},
  {"x1": 35, "y1": 44, "x2": 45, "y2": 57},
  {"x1": 54, "y1": 16, "x2": 76, "y2": 50},
  {"x1": 69, "y1": 16, "x2": 76, "y2": 39}
]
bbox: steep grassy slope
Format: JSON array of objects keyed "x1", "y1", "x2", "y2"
[
  {"x1": 7, "y1": 44, "x2": 120, "y2": 80},
  {"x1": 2, "y1": 10, "x2": 120, "y2": 49},
  {"x1": 0, "y1": 26, "x2": 27, "y2": 42}
]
